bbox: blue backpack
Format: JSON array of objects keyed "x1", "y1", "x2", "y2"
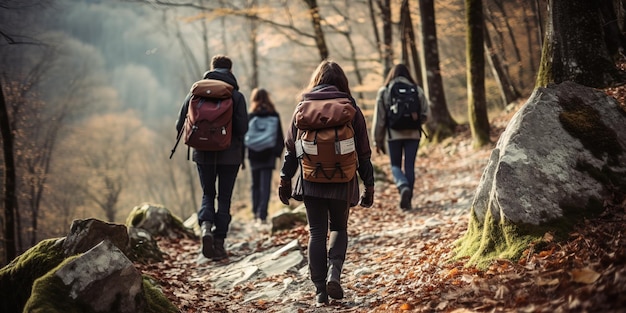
[{"x1": 245, "y1": 115, "x2": 279, "y2": 151}]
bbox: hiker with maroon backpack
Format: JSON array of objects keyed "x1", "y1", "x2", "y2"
[
  {"x1": 244, "y1": 88, "x2": 284, "y2": 224},
  {"x1": 278, "y1": 60, "x2": 375, "y2": 306},
  {"x1": 372, "y1": 64, "x2": 429, "y2": 211},
  {"x1": 175, "y1": 55, "x2": 248, "y2": 261}
]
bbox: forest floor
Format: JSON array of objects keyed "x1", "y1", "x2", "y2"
[{"x1": 137, "y1": 90, "x2": 626, "y2": 312}]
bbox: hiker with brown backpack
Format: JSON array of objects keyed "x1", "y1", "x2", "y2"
[
  {"x1": 372, "y1": 64, "x2": 429, "y2": 211},
  {"x1": 174, "y1": 55, "x2": 248, "y2": 261},
  {"x1": 278, "y1": 60, "x2": 375, "y2": 306}
]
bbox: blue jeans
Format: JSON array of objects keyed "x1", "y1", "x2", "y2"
[
  {"x1": 387, "y1": 139, "x2": 420, "y2": 192},
  {"x1": 303, "y1": 196, "x2": 349, "y2": 287},
  {"x1": 251, "y1": 168, "x2": 273, "y2": 221},
  {"x1": 196, "y1": 163, "x2": 239, "y2": 239}
]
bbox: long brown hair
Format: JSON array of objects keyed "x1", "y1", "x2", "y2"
[
  {"x1": 302, "y1": 59, "x2": 352, "y2": 97},
  {"x1": 249, "y1": 88, "x2": 276, "y2": 113},
  {"x1": 383, "y1": 63, "x2": 417, "y2": 86}
]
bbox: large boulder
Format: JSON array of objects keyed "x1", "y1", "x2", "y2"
[
  {"x1": 457, "y1": 82, "x2": 626, "y2": 267},
  {"x1": 0, "y1": 218, "x2": 179, "y2": 313},
  {"x1": 25, "y1": 240, "x2": 145, "y2": 313}
]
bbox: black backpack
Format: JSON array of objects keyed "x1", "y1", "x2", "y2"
[{"x1": 386, "y1": 80, "x2": 422, "y2": 130}]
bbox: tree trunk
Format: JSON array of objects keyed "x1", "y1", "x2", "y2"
[
  {"x1": 536, "y1": 0, "x2": 626, "y2": 88},
  {"x1": 401, "y1": 0, "x2": 423, "y2": 87},
  {"x1": 466, "y1": 0, "x2": 490, "y2": 148},
  {"x1": 249, "y1": 8, "x2": 259, "y2": 89},
  {"x1": 0, "y1": 83, "x2": 17, "y2": 264},
  {"x1": 368, "y1": 0, "x2": 383, "y2": 61},
  {"x1": 420, "y1": 0, "x2": 457, "y2": 142},
  {"x1": 377, "y1": 0, "x2": 393, "y2": 76},
  {"x1": 484, "y1": 19, "x2": 520, "y2": 107},
  {"x1": 303, "y1": 0, "x2": 329, "y2": 60}
]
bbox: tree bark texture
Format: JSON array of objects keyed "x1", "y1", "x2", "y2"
[
  {"x1": 0, "y1": 83, "x2": 17, "y2": 264},
  {"x1": 466, "y1": 0, "x2": 490, "y2": 148},
  {"x1": 377, "y1": 0, "x2": 393, "y2": 76},
  {"x1": 420, "y1": 0, "x2": 456, "y2": 142},
  {"x1": 536, "y1": 0, "x2": 626, "y2": 88},
  {"x1": 304, "y1": 0, "x2": 329, "y2": 61}
]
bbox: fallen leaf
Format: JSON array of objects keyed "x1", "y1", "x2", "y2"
[{"x1": 571, "y1": 268, "x2": 600, "y2": 284}]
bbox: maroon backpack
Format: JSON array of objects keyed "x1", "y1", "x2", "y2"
[{"x1": 184, "y1": 79, "x2": 234, "y2": 151}]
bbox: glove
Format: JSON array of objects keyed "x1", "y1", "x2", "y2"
[
  {"x1": 375, "y1": 142, "x2": 386, "y2": 155},
  {"x1": 359, "y1": 185, "x2": 374, "y2": 208},
  {"x1": 278, "y1": 179, "x2": 292, "y2": 205}
]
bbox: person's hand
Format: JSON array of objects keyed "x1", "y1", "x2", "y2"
[
  {"x1": 375, "y1": 145, "x2": 386, "y2": 155},
  {"x1": 359, "y1": 186, "x2": 374, "y2": 208},
  {"x1": 278, "y1": 179, "x2": 292, "y2": 205}
]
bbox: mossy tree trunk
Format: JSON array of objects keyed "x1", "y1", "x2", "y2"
[
  {"x1": 421, "y1": 0, "x2": 457, "y2": 144},
  {"x1": 536, "y1": 0, "x2": 626, "y2": 88},
  {"x1": 466, "y1": 0, "x2": 490, "y2": 148}
]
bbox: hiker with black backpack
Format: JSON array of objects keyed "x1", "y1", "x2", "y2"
[
  {"x1": 174, "y1": 55, "x2": 248, "y2": 261},
  {"x1": 244, "y1": 88, "x2": 284, "y2": 224},
  {"x1": 278, "y1": 60, "x2": 375, "y2": 306},
  {"x1": 372, "y1": 63, "x2": 429, "y2": 211}
]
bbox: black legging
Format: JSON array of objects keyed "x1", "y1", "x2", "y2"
[{"x1": 303, "y1": 196, "x2": 349, "y2": 287}]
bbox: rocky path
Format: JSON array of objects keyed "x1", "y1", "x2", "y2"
[
  {"x1": 138, "y1": 103, "x2": 626, "y2": 312},
  {"x1": 138, "y1": 117, "x2": 499, "y2": 312}
]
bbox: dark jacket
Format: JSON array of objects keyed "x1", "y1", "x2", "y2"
[
  {"x1": 280, "y1": 85, "x2": 375, "y2": 206},
  {"x1": 247, "y1": 109, "x2": 285, "y2": 170},
  {"x1": 175, "y1": 69, "x2": 248, "y2": 165}
]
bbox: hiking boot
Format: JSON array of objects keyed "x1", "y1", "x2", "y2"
[
  {"x1": 315, "y1": 283, "x2": 328, "y2": 306},
  {"x1": 212, "y1": 238, "x2": 228, "y2": 261},
  {"x1": 326, "y1": 261, "x2": 344, "y2": 299},
  {"x1": 315, "y1": 291, "x2": 329, "y2": 307},
  {"x1": 400, "y1": 186, "x2": 411, "y2": 210},
  {"x1": 200, "y1": 221, "x2": 214, "y2": 258}
]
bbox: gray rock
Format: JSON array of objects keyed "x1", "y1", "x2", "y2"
[
  {"x1": 472, "y1": 82, "x2": 626, "y2": 225},
  {"x1": 62, "y1": 218, "x2": 129, "y2": 257},
  {"x1": 208, "y1": 239, "x2": 304, "y2": 291},
  {"x1": 55, "y1": 240, "x2": 145, "y2": 313},
  {"x1": 270, "y1": 204, "x2": 308, "y2": 232}
]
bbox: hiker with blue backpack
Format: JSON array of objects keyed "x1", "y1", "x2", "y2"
[
  {"x1": 174, "y1": 55, "x2": 248, "y2": 261},
  {"x1": 244, "y1": 88, "x2": 284, "y2": 224},
  {"x1": 372, "y1": 63, "x2": 429, "y2": 211}
]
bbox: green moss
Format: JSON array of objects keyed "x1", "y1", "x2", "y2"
[
  {"x1": 0, "y1": 238, "x2": 65, "y2": 313},
  {"x1": 142, "y1": 276, "x2": 180, "y2": 313},
  {"x1": 558, "y1": 95, "x2": 622, "y2": 165},
  {"x1": 454, "y1": 207, "x2": 543, "y2": 269},
  {"x1": 24, "y1": 255, "x2": 92, "y2": 313},
  {"x1": 126, "y1": 205, "x2": 148, "y2": 228},
  {"x1": 454, "y1": 196, "x2": 604, "y2": 269}
]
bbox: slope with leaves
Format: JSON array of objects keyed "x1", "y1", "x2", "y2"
[{"x1": 136, "y1": 96, "x2": 626, "y2": 312}]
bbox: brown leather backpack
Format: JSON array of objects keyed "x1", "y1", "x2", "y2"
[{"x1": 294, "y1": 96, "x2": 357, "y2": 183}]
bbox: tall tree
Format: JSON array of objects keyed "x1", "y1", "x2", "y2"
[
  {"x1": 536, "y1": 0, "x2": 626, "y2": 88},
  {"x1": 484, "y1": 19, "x2": 520, "y2": 107},
  {"x1": 0, "y1": 80, "x2": 17, "y2": 264},
  {"x1": 376, "y1": 0, "x2": 393, "y2": 76},
  {"x1": 399, "y1": 0, "x2": 422, "y2": 86},
  {"x1": 303, "y1": 0, "x2": 329, "y2": 60},
  {"x1": 420, "y1": 0, "x2": 457, "y2": 142},
  {"x1": 466, "y1": 0, "x2": 490, "y2": 148}
]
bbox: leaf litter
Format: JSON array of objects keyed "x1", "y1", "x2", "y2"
[{"x1": 136, "y1": 87, "x2": 626, "y2": 312}]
